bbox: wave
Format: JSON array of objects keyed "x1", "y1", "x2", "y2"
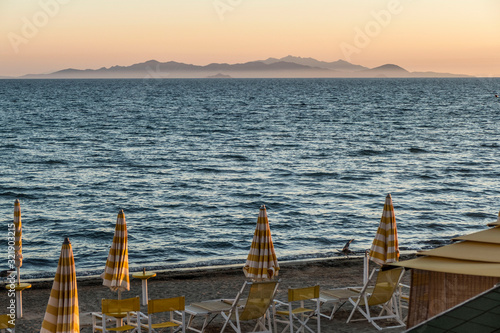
[
  {"x1": 216, "y1": 154, "x2": 252, "y2": 161},
  {"x1": 300, "y1": 172, "x2": 339, "y2": 178},
  {"x1": 480, "y1": 143, "x2": 499, "y2": 148},
  {"x1": 464, "y1": 212, "x2": 491, "y2": 219},
  {"x1": 356, "y1": 149, "x2": 386, "y2": 156},
  {"x1": 0, "y1": 191, "x2": 38, "y2": 199},
  {"x1": 408, "y1": 147, "x2": 428, "y2": 154},
  {"x1": 22, "y1": 159, "x2": 68, "y2": 165},
  {"x1": 339, "y1": 175, "x2": 372, "y2": 181}
]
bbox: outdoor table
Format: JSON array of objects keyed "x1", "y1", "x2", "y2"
[
  {"x1": 4, "y1": 282, "x2": 31, "y2": 318},
  {"x1": 185, "y1": 298, "x2": 246, "y2": 333},
  {"x1": 132, "y1": 271, "x2": 156, "y2": 305}
]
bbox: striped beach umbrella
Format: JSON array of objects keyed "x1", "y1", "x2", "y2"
[
  {"x1": 243, "y1": 205, "x2": 279, "y2": 281},
  {"x1": 101, "y1": 210, "x2": 130, "y2": 298},
  {"x1": 368, "y1": 194, "x2": 399, "y2": 265},
  {"x1": 14, "y1": 199, "x2": 23, "y2": 283},
  {"x1": 41, "y1": 238, "x2": 79, "y2": 333}
]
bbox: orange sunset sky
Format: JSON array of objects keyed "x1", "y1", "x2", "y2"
[{"x1": 1, "y1": 0, "x2": 499, "y2": 77}]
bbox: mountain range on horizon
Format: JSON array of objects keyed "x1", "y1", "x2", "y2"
[{"x1": 9, "y1": 55, "x2": 472, "y2": 79}]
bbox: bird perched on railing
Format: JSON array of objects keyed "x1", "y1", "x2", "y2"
[{"x1": 338, "y1": 239, "x2": 354, "y2": 257}]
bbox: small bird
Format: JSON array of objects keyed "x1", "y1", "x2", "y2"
[{"x1": 338, "y1": 239, "x2": 354, "y2": 257}]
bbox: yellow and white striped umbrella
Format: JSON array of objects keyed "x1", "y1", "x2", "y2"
[
  {"x1": 243, "y1": 205, "x2": 279, "y2": 281},
  {"x1": 14, "y1": 199, "x2": 23, "y2": 278},
  {"x1": 41, "y1": 238, "x2": 79, "y2": 333},
  {"x1": 101, "y1": 210, "x2": 130, "y2": 295},
  {"x1": 368, "y1": 194, "x2": 399, "y2": 265}
]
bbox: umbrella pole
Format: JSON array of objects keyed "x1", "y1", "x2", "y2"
[
  {"x1": 15, "y1": 291, "x2": 23, "y2": 318},
  {"x1": 363, "y1": 250, "x2": 369, "y2": 285},
  {"x1": 116, "y1": 289, "x2": 124, "y2": 327},
  {"x1": 16, "y1": 266, "x2": 22, "y2": 318}
]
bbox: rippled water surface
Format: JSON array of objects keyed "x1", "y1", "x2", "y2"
[{"x1": 1, "y1": 78, "x2": 500, "y2": 278}]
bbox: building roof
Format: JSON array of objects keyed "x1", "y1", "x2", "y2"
[{"x1": 407, "y1": 284, "x2": 500, "y2": 332}]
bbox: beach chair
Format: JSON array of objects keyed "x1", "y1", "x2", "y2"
[
  {"x1": 92, "y1": 296, "x2": 142, "y2": 332},
  {"x1": 396, "y1": 282, "x2": 410, "y2": 322},
  {"x1": 141, "y1": 296, "x2": 185, "y2": 333},
  {"x1": 220, "y1": 280, "x2": 280, "y2": 333},
  {"x1": 346, "y1": 267, "x2": 405, "y2": 331},
  {"x1": 0, "y1": 314, "x2": 15, "y2": 333},
  {"x1": 273, "y1": 285, "x2": 321, "y2": 333}
]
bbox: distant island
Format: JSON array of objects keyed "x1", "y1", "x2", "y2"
[
  {"x1": 11, "y1": 56, "x2": 472, "y2": 79},
  {"x1": 207, "y1": 73, "x2": 232, "y2": 79}
]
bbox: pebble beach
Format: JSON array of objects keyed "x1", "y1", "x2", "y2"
[{"x1": 2, "y1": 255, "x2": 414, "y2": 332}]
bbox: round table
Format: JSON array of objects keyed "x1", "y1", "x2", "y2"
[{"x1": 132, "y1": 272, "x2": 156, "y2": 305}]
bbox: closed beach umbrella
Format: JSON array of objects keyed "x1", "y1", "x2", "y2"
[
  {"x1": 368, "y1": 194, "x2": 399, "y2": 265},
  {"x1": 14, "y1": 199, "x2": 23, "y2": 283},
  {"x1": 243, "y1": 205, "x2": 279, "y2": 281},
  {"x1": 41, "y1": 238, "x2": 79, "y2": 333},
  {"x1": 101, "y1": 209, "x2": 130, "y2": 298},
  {"x1": 13, "y1": 199, "x2": 29, "y2": 319}
]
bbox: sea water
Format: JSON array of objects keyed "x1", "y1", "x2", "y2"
[{"x1": 1, "y1": 78, "x2": 499, "y2": 278}]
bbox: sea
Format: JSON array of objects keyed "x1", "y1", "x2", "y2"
[{"x1": 1, "y1": 77, "x2": 499, "y2": 279}]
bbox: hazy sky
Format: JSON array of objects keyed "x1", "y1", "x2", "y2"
[{"x1": 1, "y1": 0, "x2": 499, "y2": 77}]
